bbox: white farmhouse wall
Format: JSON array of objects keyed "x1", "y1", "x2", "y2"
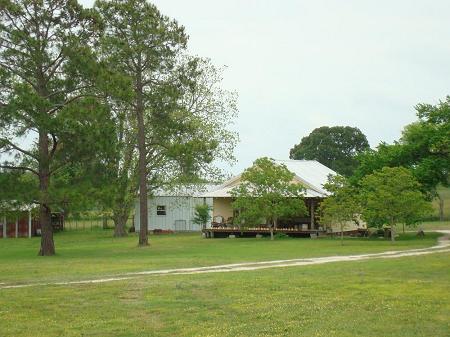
[{"x1": 134, "y1": 196, "x2": 213, "y2": 231}]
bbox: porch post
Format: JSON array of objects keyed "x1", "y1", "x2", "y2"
[
  {"x1": 28, "y1": 210, "x2": 32, "y2": 238},
  {"x1": 15, "y1": 216, "x2": 18, "y2": 238},
  {"x1": 310, "y1": 199, "x2": 315, "y2": 230},
  {"x1": 2, "y1": 216, "x2": 6, "y2": 238}
]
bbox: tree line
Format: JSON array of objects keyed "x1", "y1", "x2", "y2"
[
  {"x1": 288, "y1": 97, "x2": 449, "y2": 240},
  {"x1": 0, "y1": 0, "x2": 237, "y2": 255}
]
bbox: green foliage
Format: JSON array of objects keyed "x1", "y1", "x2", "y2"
[
  {"x1": 289, "y1": 126, "x2": 370, "y2": 176},
  {"x1": 231, "y1": 157, "x2": 307, "y2": 227},
  {"x1": 0, "y1": 0, "x2": 120, "y2": 254},
  {"x1": 192, "y1": 204, "x2": 212, "y2": 228},
  {"x1": 95, "y1": 0, "x2": 238, "y2": 238},
  {"x1": 401, "y1": 97, "x2": 450, "y2": 190},
  {"x1": 273, "y1": 232, "x2": 290, "y2": 239},
  {"x1": 321, "y1": 175, "x2": 362, "y2": 244},
  {"x1": 352, "y1": 96, "x2": 450, "y2": 195},
  {"x1": 360, "y1": 167, "x2": 432, "y2": 240}
]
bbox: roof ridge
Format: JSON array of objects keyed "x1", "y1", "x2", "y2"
[{"x1": 273, "y1": 159, "x2": 320, "y2": 163}]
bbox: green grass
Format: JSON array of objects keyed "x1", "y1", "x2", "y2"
[
  {"x1": 420, "y1": 220, "x2": 450, "y2": 231},
  {"x1": 0, "y1": 252, "x2": 448, "y2": 337},
  {"x1": 0, "y1": 228, "x2": 443, "y2": 284},
  {"x1": 0, "y1": 227, "x2": 448, "y2": 336}
]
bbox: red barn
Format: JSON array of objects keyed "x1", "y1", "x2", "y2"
[{"x1": 0, "y1": 204, "x2": 64, "y2": 238}]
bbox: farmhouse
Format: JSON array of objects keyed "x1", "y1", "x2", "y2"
[
  {"x1": 133, "y1": 160, "x2": 367, "y2": 235},
  {"x1": 133, "y1": 185, "x2": 216, "y2": 232},
  {"x1": 202, "y1": 159, "x2": 366, "y2": 237}
]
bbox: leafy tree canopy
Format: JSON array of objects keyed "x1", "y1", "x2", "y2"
[
  {"x1": 231, "y1": 157, "x2": 307, "y2": 238},
  {"x1": 289, "y1": 126, "x2": 369, "y2": 176},
  {"x1": 360, "y1": 166, "x2": 432, "y2": 241},
  {"x1": 352, "y1": 96, "x2": 450, "y2": 195},
  {"x1": 321, "y1": 174, "x2": 362, "y2": 245},
  {"x1": 0, "y1": 0, "x2": 117, "y2": 255}
]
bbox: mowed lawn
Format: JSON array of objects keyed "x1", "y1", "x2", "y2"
[
  {"x1": 0, "y1": 251, "x2": 449, "y2": 337},
  {"x1": 0, "y1": 226, "x2": 446, "y2": 284}
]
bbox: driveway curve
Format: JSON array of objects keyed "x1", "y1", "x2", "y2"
[{"x1": 1, "y1": 230, "x2": 449, "y2": 290}]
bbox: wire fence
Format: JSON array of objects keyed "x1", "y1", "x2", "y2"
[{"x1": 64, "y1": 217, "x2": 134, "y2": 231}]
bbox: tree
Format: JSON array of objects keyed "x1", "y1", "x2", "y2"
[
  {"x1": 289, "y1": 126, "x2": 370, "y2": 176},
  {"x1": 231, "y1": 157, "x2": 307, "y2": 240},
  {"x1": 321, "y1": 175, "x2": 362, "y2": 245},
  {"x1": 360, "y1": 167, "x2": 432, "y2": 242},
  {"x1": 352, "y1": 97, "x2": 449, "y2": 219},
  {"x1": 0, "y1": 0, "x2": 114, "y2": 255},
  {"x1": 95, "y1": 0, "x2": 188, "y2": 246},
  {"x1": 351, "y1": 143, "x2": 409, "y2": 185},
  {"x1": 192, "y1": 204, "x2": 211, "y2": 230},
  {"x1": 401, "y1": 97, "x2": 450, "y2": 219},
  {"x1": 96, "y1": 0, "x2": 238, "y2": 242}
]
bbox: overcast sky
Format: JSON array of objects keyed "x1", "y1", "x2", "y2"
[{"x1": 81, "y1": 0, "x2": 450, "y2": 174}]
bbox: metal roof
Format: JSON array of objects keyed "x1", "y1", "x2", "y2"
[
  {"x1": 200, "y1": 159, "x2": 336, "y2": 198},
  {"x1": 152, "y1": 184, "x2": 220, "y2": 198},
  {"x1": 0, "y1": 201, "x2": 34, "y2": 211}
]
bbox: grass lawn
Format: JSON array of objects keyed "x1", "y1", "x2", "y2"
[
  {"x1": 0, "y1": 251, "x2": 448, "y2": 337},
  {"x1": 0, "y1": 227, "x2": 444, "y2": 284},
  {"x1": 420, "y1": 220, "x2": 450, "y2": 231}
]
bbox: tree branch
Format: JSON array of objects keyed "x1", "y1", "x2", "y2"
[
  {"x1": 47, "y1": 92, "x2": 99, "y2": 114},
  {"x1": 0, "y1": 164, "x2": 39, "y2": 176},
  {"x1": 49, "y1": 133, "x2": 58, "y2": 158},
  {"x1": 0, "y1": 61, "x2": 37, "y2": 90},
  {"x1": 0, "y1": 138, "x2": 38, "y2": 160}
]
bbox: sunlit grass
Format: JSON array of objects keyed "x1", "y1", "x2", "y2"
[{"x1": 0, "y1": 227, "x2": 443, "y2": 284}]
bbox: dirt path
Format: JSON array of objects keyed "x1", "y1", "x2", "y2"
[{"x1": 1, "y1": 231, "x2": 449, "y2": 290}]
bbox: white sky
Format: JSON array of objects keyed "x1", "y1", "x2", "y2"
[{"x1": 80, "y1": 0, "x2": 450, "y2": 174}]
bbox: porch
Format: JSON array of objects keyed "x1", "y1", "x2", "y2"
[{"x1": 203, "y1": 226, "x2": 325, "y2": 238}]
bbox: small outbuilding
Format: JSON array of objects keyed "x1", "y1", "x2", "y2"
[
  {"x1": 0, "y1": 202, "x2": 64, "y2": 238},
  {"x1": 133, "y1": 185, "x2": 216, "y2": 232}
]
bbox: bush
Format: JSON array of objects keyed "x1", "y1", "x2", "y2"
[{"x1": 274, "y1": 232, "x2": 290, "y2": 239}]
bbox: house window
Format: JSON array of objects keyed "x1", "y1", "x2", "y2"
[{"x1": 156, "y1": 205, "x2": 166, "y2": 216}]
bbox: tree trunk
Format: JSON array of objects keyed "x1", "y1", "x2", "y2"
[
  {"x1": 135, "y1": 66, "x2": 149, "y2": 247},
  {"x1": 340, "y1": 223, "x2": 344, "y2": 246},
  {"x1": 38, "y1": 131, "x2": 55, "y2": 256},
  {"x1": 270, "y1": 218, "x2": 277, "y2": 241},
  {"x1": 112, "y1": 195, "x2": 131, "y2": 238},
  {"x1": 390, "y1": 219, "x2": 395, "y2": 243},
  {"x1": 437, "y1": 193, "x2": 444, "y2": 221},
  {"x1": 113, "y1": 212, "x2": 128, "y2": 237},
  {"x1": 102, "y1": 215, "x2": 108, "y2": 229}
]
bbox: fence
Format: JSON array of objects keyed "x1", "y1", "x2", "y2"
[{"x1": 64, "y1": 217, "x2": 134, "y2": 231}]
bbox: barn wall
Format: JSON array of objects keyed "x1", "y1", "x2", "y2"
[
  {"x1": 0, "y1": 211, "x2": 36, "y2": 238},
  {"x1": 134, "y1": 196, "x2": 213, "y2": 231}
]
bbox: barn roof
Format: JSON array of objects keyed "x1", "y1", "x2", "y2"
[
  {"x1": 200, "y1": 159, "x2": 337, "y2": 198},
  {"x1": 151, "y1": 184, "x2": 220, "y2": 198},
  {"x1": 0, "y1": 201, "x2": 34, "y2": 212}
]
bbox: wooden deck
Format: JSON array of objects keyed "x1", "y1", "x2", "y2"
[{"x1": 202, "y1": 227, "x2": 325, "y2": 238}]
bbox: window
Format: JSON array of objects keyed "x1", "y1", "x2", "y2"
[{"x1": 156, "y1": 205, "x2": 166, "y2": 216}]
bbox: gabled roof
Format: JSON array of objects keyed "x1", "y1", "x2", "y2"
[
  {"x1": 276, "y1": 159, "x2": 336, "y2": 195},
  {"x1": 200, "y1": 159, "x2": 337, "y2": 198}
]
